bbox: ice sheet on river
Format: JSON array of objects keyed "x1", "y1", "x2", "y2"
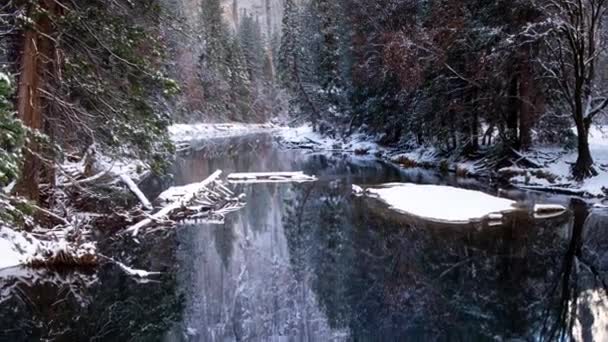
[{"x1": 361, "y1": 183, "x2": 566, "y2": 224}]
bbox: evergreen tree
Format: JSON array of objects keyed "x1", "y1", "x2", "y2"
[
  {"x1": 4, "y1": 0, "x2": 177, "y2": 200},
  {"x1": 238, "y1": 13, "x2": 265, "y2": 82},
  {"x1": 277, "y1": 0, "x2": 300, "y2": 92},
  {"x1": 226, "y1": 35, "x2": 253, "y2": 121},
  {"x1": 201, "y1": 0, "x2": 230, "y2": 72},
  {"x1": 0, "y1": 73, "x2": 23, "y2": 187}
]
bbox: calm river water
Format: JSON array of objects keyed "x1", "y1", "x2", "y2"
[{"x1": 1, "y1": 133, "x2": 607, "y2": 341}]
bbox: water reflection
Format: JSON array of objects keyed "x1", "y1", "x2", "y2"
[
  {"x1": 0, "y1": 233, "x2": 184, "y2": 341},
  {"x1": 0, "y1": 134, "x2": 606, "y2": 341},
  {"x1": 169, "y1": 134, "x2": 608, "y2": 341}
]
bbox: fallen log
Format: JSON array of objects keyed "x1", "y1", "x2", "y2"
[
  {"x1": 227, "y1": 171, "x2": 317, "y2": 184},
  {"x1": 125, "y1": 170, "x2": 224, "y2": 236},
  {"x1": 119, "y1": 174, "x2": 152, "y2": 210}
]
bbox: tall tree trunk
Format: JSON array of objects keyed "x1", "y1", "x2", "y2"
[
  {"x1": 471, "y1": 111, "x2": 479, "y2": 150},
  {"x1": 572, "y1": 84, "x2": 596, "y2": 180},
  {"x1": 519, "y1": 52, "x2": 533, "y2": 150},
  {"x1": 15, "y1": 0, "x2": 58, "y2": 201},
  {"x1": 265, "y1": 0, "x2": 272, "y2": 37},
  {"x1": 507, "y1": 74, "x2": 519, "y2": 148},
  {"x1": 16, "y1": 27, "x2": 41, "y2": 201},
  {"x1": 573, "y1": 118, "x2": 596, "y2": 180},
  {"x1": 232, "y1": 0, "x2": 239, "y2": 31}
]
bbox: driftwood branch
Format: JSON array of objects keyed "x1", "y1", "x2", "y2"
[
  {"x1": 119, "y1": 174, "x2": 152, "y2": 210},
  {"x1": 125, "y1": 170, "x2": 224, "y2": 236}
]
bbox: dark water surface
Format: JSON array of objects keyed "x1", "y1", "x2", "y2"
[{"x1": 1, "y1": 134, "x2": 607, "y2": 341}]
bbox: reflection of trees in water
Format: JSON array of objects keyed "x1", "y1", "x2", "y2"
[
  {"x1": 541, "y1": 202, "x2": 608, "y2": 341},
  {"x1": 282, "y1": 178, "x2": 608, "y2": 340},
  {"x1": 171, "y1": 140, "x2": 608, "y2": 340},
  {"x1": 0, "y1": 233, "x2": 183, "y2": 341},
  {"x1": 213, "y1": 222, "x2": 236, "y2": 269}
]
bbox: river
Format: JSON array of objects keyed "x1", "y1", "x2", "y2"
[{"x1": 1, "y1": 133, "x2": 607, "y2": 341}]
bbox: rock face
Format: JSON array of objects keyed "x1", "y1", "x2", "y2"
[{"x1": 221, "y1": 0, "x2": 283, "y2": 35}]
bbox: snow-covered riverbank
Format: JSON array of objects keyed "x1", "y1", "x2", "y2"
[
  {"x1": 166, "y1": 122, "x2": 608, "y2": 200},
  {"x1": 275, "y1": 124, "x2": 608, "y2": 200},
  {"x1": 169, "y1": 123, "x2": 278, "y2": 144},
  {"x1": 499, "y1": 126, "x2": 608, "y2": 198}
]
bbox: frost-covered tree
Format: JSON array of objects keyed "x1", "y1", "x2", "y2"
[
  {"x1": 201, "y1": 0, "x2": 230, "y2": 72},
  {"x1": 278, "y1": 0, "x2": 300, "y2": 92},
  {"x1": 0, "y1": 73, "x2": 23, "y2": 187},
  {"x1": 278, "y1": 0, "x2": 325, "y2": 129},
  {"x1": 238, "y1": 13, "x2": 265, "y2": 82},
  {"x1": 313, "y1": 0, "x2": 342, "y2": 100},
  {"x1": 540, "y1": 0, "x2": 608, "y2": 179},
  {"x1": 4, "y1": 0, "x2": 177, "y2": 200}
]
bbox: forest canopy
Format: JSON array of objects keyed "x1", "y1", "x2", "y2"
[{"x1": 277, "y1": 0, "x2": 608, "y2": 181}]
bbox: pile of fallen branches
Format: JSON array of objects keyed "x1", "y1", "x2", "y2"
[{"x1": 125, "y1": 170, "x2": 245, "y2": 236}]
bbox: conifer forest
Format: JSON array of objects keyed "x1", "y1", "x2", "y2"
[{"x1": 1, "y1": 1, "x2": 608, "y2": 340}]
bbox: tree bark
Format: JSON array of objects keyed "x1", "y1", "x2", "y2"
[
  {"x1": 15, "y1": 0, "x2": 58, "y2": 201},
  {"x1": 232, "y1": 0, "x2": 239, "y2": 31},
  {"x1": 507, "y1": 74, "x2": 519, "y2": 147},
  {"x1": 519, "y1": 52, "x2": 533, "y2": 151},
  {"x1": 573, "y1": 119, "x2": 597, "y2": 180},
  {"x1": 16, "y1": 27, "x2": 41, "y2": 201}
]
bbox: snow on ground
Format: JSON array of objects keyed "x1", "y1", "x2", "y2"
[
  {"x1": 0, "y1": 226, "x2": 41, "y2": 269},
  {"x1": 364, "y1": 183, "x2": 518, "y2": 224},
  {"x1": 276, "y1": 124, "x2": 383, "y2": 157},
  {"x1": 169, "y1": 123, "x2": 278, "y2": 144},
  {"x1": 502, "y1": 126, "x2": 608, "y2": 197},
  {"x1": 276, "y1": 124, "x2": 338, "y2": 150},
  {"x1": 58, "y1": 147, "x2": 150, "y2": 186},
  {"x1": 173, "y1": 123, "x2": 608, "y2": 198},
  {"x1": 389, "y1": 146, "x2": 441, "y2": 167},
  {"x1": 0, "y1": 224, "x2": 97, "y2": 271}
]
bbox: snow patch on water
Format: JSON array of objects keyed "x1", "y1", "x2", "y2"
[{"x1": 364, "y1": 183, "x2": 518, "y2": 224}]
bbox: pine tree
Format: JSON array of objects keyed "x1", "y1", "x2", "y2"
[
  {"x1": 226, "y1": 36, "x2": 252, "y2": 121},
  {"x1": 0, "y1": 73, "x2": 24, "y2": 187},
  {"x1": 314, "y1": 0, "x2": 342, "y2": 98},
  {"x1": 277, "y1": 0, "x2": 299, "y2": 92},
  {"x1": 5, "y1": 0, "x2": 177, "y2": 201},
  {"x1": 201, "y1": 0, "x2": 230, "y2": 73},
  {"x1": 238, "y1": 13, "x2": 265, "y2": 82}
]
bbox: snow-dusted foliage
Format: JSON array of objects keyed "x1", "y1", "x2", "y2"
[
  {"x1": 0, "y1": 73, "x2": 23, "y2": 187},
  {"x1": 0, "y1": 225, "x2": 96, "y2": 270}
]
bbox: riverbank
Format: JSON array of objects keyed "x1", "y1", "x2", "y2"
[
  {"x1": 169, "y1": 123, "x2": 278, "y2": 151},
  {"x1": 2, "y1": 121, "x2": 604, "y2": 273},
  {"x1": 275, "y1": 124, "x2": 608, "y2": 201}
]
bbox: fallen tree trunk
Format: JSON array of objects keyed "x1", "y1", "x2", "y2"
[
  {"x1": 125, "y1": 170, "x2": 224, "y2": 236},
  {"x1": 119, "y1": 174, "x2": 152, "y2": 210},
  {"x1": 227, "y1": 171, "x2": 317, "y2": 184}
]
